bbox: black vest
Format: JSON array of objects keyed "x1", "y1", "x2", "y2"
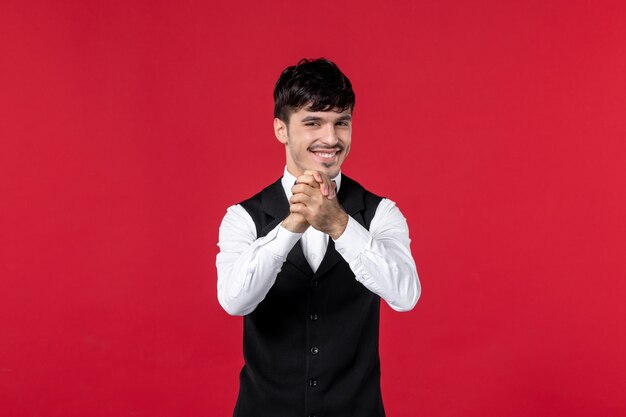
[{"x1": 235, "y1": 175, "x2": 384, "y2": 417}]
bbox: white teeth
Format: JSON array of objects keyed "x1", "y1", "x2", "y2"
[{"x1": 315, "y1": 152, "x2": 336, "y2": 158}]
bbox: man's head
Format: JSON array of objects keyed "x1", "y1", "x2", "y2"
[{"x1": 273, "y1": 58, "x2": 355, "y2": 178}]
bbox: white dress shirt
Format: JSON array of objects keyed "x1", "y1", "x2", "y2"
[{"x1": 217, "y1": 168, "x2": 421, "y2": 316}]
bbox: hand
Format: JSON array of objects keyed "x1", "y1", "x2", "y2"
[
  {"x1": 290, "y1": 172, "x2": 348, "y2": 239},
  {"x1": 282, "y1": 211, "x2": 309, "y2": 233},
  {"x1": 281, "y1": 169, "x2": 334, "y2": 233},
  {"x1": 304, "y1": 169, "x2": 337, "y2": 200}
]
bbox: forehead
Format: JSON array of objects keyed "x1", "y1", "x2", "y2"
[{"x1": 290, "y1": 107, "x2": 352, "y2": 122}]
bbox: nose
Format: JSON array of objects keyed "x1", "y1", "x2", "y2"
[{"x1": 320, "y1": 123, "x2": 339, "y2": 146}]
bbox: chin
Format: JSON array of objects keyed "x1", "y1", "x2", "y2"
[
  {"x1": 321, "y1": 166, "x2": 341, "y2": 178},
  {"x1": 295, "y1": 161, "x2": 342, "y2": 178}
]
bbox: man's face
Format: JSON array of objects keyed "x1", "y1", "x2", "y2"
[{"x1": 274, "y1": 106, "x2": 352, "y2": 178}]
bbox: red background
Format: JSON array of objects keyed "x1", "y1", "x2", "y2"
[{"x1": 2, "y1": 1, "x2": 626, "y2": 416}]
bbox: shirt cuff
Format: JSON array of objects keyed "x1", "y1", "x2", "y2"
[
  {"x1": 333, "y1": 216, "x2": 371, "y2": 263},
  {"x1": 259, "y1": 223, "x2": 303, "y2": 259}
]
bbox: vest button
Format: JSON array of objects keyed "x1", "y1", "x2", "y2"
[
  {"x1": 309, "y1": 314, "x2": 318, "y2": 321},
  {"x1": 310, "y1": 281, "x2": 319, "y2": 287},
  {"x1": 310, "y1": 346, "x2": 319, "y2": 355},
  {"x1": 309, "y1": 414, "x2": 317, "y2": 417},
  {"x1": 309, "y1": 378, "x2": 318, "y2": 387}
]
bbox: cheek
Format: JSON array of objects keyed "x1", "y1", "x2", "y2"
[
  {"x1": 342, "y1": 142, "x2": 351, "y2": 157},
  {"x1": 290, "y1": 135, "x2": 314, "y2": 153},
  {"x1": 288, "y1": 141, "x2": 311, "y2": 162}
]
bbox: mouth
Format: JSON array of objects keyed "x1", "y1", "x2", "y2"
[{"x1": 309, "y1": 147, "x2": 342, "y2": 163}]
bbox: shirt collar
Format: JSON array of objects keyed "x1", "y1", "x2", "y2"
[{"x1": 281, "y1": 166, "x2": 342, "y2": 199}]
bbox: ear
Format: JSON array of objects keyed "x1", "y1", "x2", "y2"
[{"x1": 274, "y1": 117, "x2": 289, "y2": 145}]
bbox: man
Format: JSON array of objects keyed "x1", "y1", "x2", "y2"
[{"x1": 217, "y1": 58, "x2": 421, "y2": 417}]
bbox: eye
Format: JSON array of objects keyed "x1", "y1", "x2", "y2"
[
  {"x1": 304, "y1": 122, "x2": 319, "y2": 127},
  {"x1": 336, "y1": 121, "x2": 350, "y2": 127}
]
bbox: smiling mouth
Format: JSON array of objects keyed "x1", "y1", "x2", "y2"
[
  {"x1": 314, "y1": 151, "x2": 338, "y2": 158},
  {"x1": 310, "y1": 147, "x2": 342, "y2": 161}
]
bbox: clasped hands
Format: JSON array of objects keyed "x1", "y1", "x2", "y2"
[{"x1": 282, "y1": 170, "x2": 349, "y2": 240}]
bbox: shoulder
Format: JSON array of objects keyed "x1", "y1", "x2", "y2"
[
  {"x1": 340, "y1": 174, "x2": 383, "y2": 201},
  {"x1": 238, "y1": 178, "x2": 283, "y2": 211},
  {"x1": 340, "y1": 174, "x2": 384, "y2": 229},
  {"x1": 219, "y1": 179, "x2": 280, "y2": 231},
  {"x1": 232, "y1": 178, "x2": 285, "y2": 238},
  {"x1": 218, "y1": 204, "x2": 257, "y2": 241},
  {"x1": 369, "y1": 197, "x2": 412, "y2": 237},
  {"x1": 374, "y1": 198, "x2": 404, "y2": 217}
]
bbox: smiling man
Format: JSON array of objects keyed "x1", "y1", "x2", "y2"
[{"x1": 216, "y1": 58, "x2": 421, "y2": 417}]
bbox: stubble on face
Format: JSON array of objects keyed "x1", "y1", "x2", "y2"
[{"x1": 283, "y1": 107, "x2": 352, "y2": 178}]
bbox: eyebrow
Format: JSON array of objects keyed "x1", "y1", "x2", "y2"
[{"x1": 300, "y1": 115, "x2": 352, "y2": 123}]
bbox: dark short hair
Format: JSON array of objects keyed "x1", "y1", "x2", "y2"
[{"x1": 273, "y1": 58, "x2": 355, "y2": 122}]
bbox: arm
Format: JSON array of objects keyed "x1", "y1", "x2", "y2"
[
  {"x1": 290, "y1": 173, "x2": 420, "y2": 312},
  {"x1": 333, "y1": 199, "x2": 421, "y2": 312},
  {"x1": 216, "y1": 205, "x2": 303, "y2": 316}
]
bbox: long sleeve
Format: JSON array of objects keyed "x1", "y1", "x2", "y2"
[
  {"x1": 333, "y1": 198, "x2": 421, "y2": 312},
  {"x1": 216, "y1": 204, "x2": 302, "y2": 316}
]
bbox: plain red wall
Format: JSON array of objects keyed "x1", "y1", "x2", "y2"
[{"x1": 2, "y1": 1, "x2": 625, "y2": 416}]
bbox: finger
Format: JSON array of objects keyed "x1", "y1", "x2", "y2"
[
  {"x1": 320, "y1": 181, "x2": 328, "y2": 196},
  {"x1": 304, "y1": 170, "x2": 331, "y2": 196},
  {"x1": 312, "y1": 171, "x2": 323, "y2": 184},
  {"x1": 320, "y1": 175, "x2": 333, "y2": 197},
  {"x1": 327, "y1": 181, "x2": 337, "y2": 200},
  {"x1": 303, "y1": 169, "x2": 322, "y2": 181},
  {"x1": 295, "y1": 174, "x2": 320, "y2": 188},
  {"x1": 291, "y1": 184, "x2": 315, "y2": 197},
  {"x1": 289, "y1": 202, "x2": 307, "y2": 214},
  {"x1": 290, "y1": 193, "x2": 310, "y2": 205},
  {"x1": 312, "y1": 172, "x2": 329, "y2": 196}
]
